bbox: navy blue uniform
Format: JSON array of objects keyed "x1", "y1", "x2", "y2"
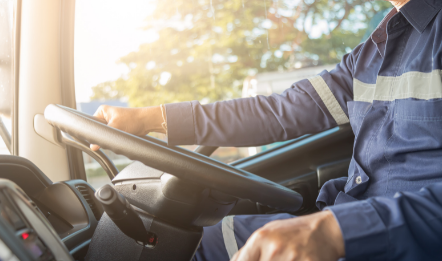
[{"x1": 165, "y1": 0, "x2": 442, "y2": 260}]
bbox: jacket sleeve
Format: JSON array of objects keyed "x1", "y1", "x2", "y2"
[
  {"x1": 326, "y1": 182, "x2": 442, "y2": 261},
  {"x1": 164, "y1": 44, "x2": 362, "y2": 146}
]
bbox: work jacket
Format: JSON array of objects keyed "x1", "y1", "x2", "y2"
[{"x1": 165, "y1": 0, "x2": 442, "y2": 259}]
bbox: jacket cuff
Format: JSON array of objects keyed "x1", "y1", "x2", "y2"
[
  {"x1": 164, "y1": 102, "x2": 196, "y2": 145},
  {"x1": 316, "y1": 177, "x2": 348, "y2": 210},
  {"x1": 325, "y1": 200, "x2": 389, "y2": 261}
]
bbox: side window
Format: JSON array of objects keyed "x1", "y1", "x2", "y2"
[
  {"x1": 0, "y1": 118, "x2": 11, "y2": 155},
  {"x1": 81, "y1": 151, "x2": 131, "y2": 189},
  {"x1": 0, "y1": 0, "x2": 16, "y2": 155},
  {"x1": 211, "y1": 141, "x2": 289, "y2": 164}
]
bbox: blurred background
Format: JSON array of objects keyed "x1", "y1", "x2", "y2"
[{"x1": 0, "y1": 0, "x2": 391, "y2": 188}]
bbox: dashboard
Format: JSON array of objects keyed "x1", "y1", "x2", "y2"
[
  {"x1": 0, "y1": 179, "x2": 72, "y2": 260},
  {"x1": 0, "y1": 155, "x2": 103, "y2": 261}
]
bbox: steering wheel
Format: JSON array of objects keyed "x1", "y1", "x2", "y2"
[{"x1": 44, "y1": 104, "x2": 303, "y2": 212}]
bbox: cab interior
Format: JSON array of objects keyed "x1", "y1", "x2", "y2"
[{"x1": 0, "y1": 1, "x2": 359, "y2": 260}]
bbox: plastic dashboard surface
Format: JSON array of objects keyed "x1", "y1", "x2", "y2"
[
  {"x1": 0, "y1": 155, "x2": 103, "y2": 256},
  {"x1": 0, "y1": 179, "x2": 73, "y2": 261}
]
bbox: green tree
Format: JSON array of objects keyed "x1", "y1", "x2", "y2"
[{"x1": 90, "y1": 0, "x2": 390, "y2": 106}]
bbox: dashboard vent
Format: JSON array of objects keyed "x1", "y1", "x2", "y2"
[{"x1": 75, "y1": 185, "x2": 102, "y2": 221}]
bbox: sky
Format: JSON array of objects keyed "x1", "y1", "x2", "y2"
[{"x1": 74, "y1": 0, "x2": 157, "y2": 102}]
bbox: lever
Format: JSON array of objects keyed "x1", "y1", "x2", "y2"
[{"x1": 95, "y1": 185, "x2": 157, "y2": 246}]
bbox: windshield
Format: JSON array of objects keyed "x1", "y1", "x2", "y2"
[{"x1": 75, "y1": 0, "x2": 390, "y2": 186}]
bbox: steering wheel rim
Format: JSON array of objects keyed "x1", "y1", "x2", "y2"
[{"x1": 44, "y1": 104, "x2": 303, "y2": 212}]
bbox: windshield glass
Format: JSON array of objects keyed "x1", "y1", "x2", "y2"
[{"x1": 75, "y1": 0, "x2": 390, "y2": 185}]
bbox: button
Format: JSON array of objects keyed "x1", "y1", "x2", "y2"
[{"x1": 355, "y1": 176, "x2": 362, "y2": 184}]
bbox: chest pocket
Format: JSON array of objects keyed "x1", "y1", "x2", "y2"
[
  {"x1": 384, "y1": 99, "x2": 442, "y2": 194},
  {"x1": 347, "y1": 101, "x2": 372, "y2": 137}
]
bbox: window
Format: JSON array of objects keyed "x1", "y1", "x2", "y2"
[
  {"x1": 74, "y1": 0, "x2": 390, "y2": 173},
  {"x1": 81, "y1": 150, "x2": 130, "y2": 189},
  {"x1": 211, "y1": 141, "x2": 290, "y2": 164},
  {"x1": 0, "y1": 0, "x2": 17, "y2": 155}
]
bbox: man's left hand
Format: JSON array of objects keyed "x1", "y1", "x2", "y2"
[{"x1": 230, "y1": 211, "x2": 345, "y2": 261}]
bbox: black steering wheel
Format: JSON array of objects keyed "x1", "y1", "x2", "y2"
[{"x1": 44, "y1": 104, "x2": 303, "y2": 212}]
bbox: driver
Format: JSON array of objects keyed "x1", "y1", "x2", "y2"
[{"x1": 91, "y1": 0, "x2": 442, "y2": 260}]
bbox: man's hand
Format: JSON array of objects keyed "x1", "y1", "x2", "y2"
[
  {"x1": 90, "y1": 105, "x2": 165, "y2": 151},
  {"x1": 231, "y1": 211, "x2": 344, "y2": 261}
]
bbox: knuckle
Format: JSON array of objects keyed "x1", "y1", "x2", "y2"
[
  {"x1": 267, "y1": 244, "x2": 283, "y2": 258},
  {"x1": 254, "y1": 228, "x2": 269, "y2": 239},
  {"x1": 303, "y1": 256, "x2": 319, "y2": 261},
  {"x1": 95, "y1": 105, "x2": 106, "y2": 115},
  {"x1": 285, "y1": 251, "x2": 298, "y2": 261}
]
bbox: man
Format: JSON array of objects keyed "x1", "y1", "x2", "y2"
[{"x1": 91, "y1": 0, "x2": 442, "y2": 260}]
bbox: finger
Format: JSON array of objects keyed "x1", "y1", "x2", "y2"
[
  {"x1": 90, "y1": 106, "x2": 109, "y2": 150},
  {"x1": 90, "y1": 144, "x2": 101, "y2": 151},
  {"x1": 235, "y1": 244, "x2": 260, "y2": 261},
  {"x1": 93, "y1": 105, "x2": 111, "y2": 125},
  {"x1": 260, "y1": 248, "x2": 296, "y2": 261},
  {"x1": 93, "y1": 105, "x2": 105, "y2": 118}
]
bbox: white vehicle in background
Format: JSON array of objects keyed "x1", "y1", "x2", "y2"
[
  {"x1": 242, "y1": 65, "x2": 336, "y2": 98},
  {"x1": 235, "y1": 65, "x2": 336, "y2": 158}
]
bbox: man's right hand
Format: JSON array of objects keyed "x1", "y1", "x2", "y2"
[{"x1": 90, "y1": 105, "x2": 165, "y2": 151}]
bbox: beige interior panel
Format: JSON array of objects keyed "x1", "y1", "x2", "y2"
[
  {"x1": 18, "y1": 0, "x2": 71, "y2": 182},
  {"x1": 33, "y1": 114, "x2": 64, "y2": 148}
]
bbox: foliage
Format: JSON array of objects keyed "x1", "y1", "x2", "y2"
[
  {"x1": 90, "y1": 0, "x2": 390, "y2": 106},
  {"x1": 85, "y1": 163, "x2": 130, "y2": 178}
]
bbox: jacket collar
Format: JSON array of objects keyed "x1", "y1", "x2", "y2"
[
  {"x1": 400, "y1": 0, "x2": 442, "y2": 33},
  {"x1": 371, "y1": 8, "x2": 397, "y2": 44},
  {"x1": 371, "y1": 0, "x2": 442, "y2": 45}
]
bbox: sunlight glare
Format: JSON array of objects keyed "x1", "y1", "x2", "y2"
[{"x1": 74, "y1": 0, "x2": 157, "y2": 102}]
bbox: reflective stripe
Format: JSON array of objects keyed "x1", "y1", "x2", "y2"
[
  {"x1": 354, "y1": 70, "x2": 442, "y2": 102},
  {"x1": 222, "y1": 216, "x2": 238, "y2": 259},
  {"x1": 308, "y1": 75, "x2": 350, "y2": 125}
]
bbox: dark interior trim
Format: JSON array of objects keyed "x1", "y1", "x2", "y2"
[
  {"x1": 232, "y1": 125, "x2": 353, "y2": 175},
  {"x1": 69, "y1": 239, "x2": 91, "y2": 257},
  {"x1": 194, "y1": 145, "x2": 218, "y2": 156}
]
